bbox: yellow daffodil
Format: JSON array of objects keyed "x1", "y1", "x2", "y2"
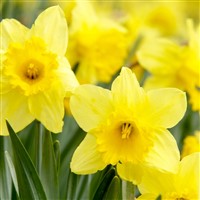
[
  {"x1": 181, "y1": 131, "x2": 200, "y2": 158},
  {"x1": 67, "y1": 1, "x2": 128, "y2": 84},
  {"x1": 137, "y1": 20, "x2": 200, "y2": 111},
  {"x1": 137, "y1": 152, "x2": 200, "y2": 200},
  {"x1": 70, "y1": 67, "x2": 186, "y2": 184},
  {"x1": 49, "y1": 0, "x2": 76, "y2": 24},
  {"x1": 94, "y1": 1, "x2": 184, "y2": 40},
  {"x1": 127, "y1": 1, "x2": 183, "y2": 37},
  {"x1": 1, "y1": 6, "x2": 79, "y2": 135}
]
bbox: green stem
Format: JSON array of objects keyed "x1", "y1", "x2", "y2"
[
  {"x1": 35, "y1": 121, "x2": 43, "y2": 175},
  {"x1": 122, "y1": 180, "x2": 135, "y2": 200}
]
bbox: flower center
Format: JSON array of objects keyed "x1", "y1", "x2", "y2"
[
  {"x1": 4, "y1": 37, "x2": 58, "y2": 95},
  {"x1": 26, "y1": 63, "x2": 40, "y2": 80},
  {"x1": 121, "y1": 122, "x2": 133, "y2": 139}
]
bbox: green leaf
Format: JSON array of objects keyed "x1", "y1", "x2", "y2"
[
  {"x1": 5, "y1": 151, "x2": 19, "y2": 197},
  {"x1": 39, "y1": 128, "x2": 59, "y2": 199},
  {"x1": 0, "y1": 137, "x2": 12, "y2": 200},
  {"x1": 74, "y1": 174, "x2": 90, "y2": 200},
  {"x1": 7, "y1": 121, "x2": 47, "y2": 200},
  {"x1": 54, "y1": 116, "x2": 86, "y2": 199},
  {"x1": 53, "y1": 140, "x2": 61, "y2": 173},
  {"x1": 93, "y1": 167, "x2": 116, "y2": 200},
  {"x1": 122, "y1": 180, "x2": 135, "y2": 200},
  {"x1": 103, "y1": 176, "x2": 121, "y2": 200},
  {"x1": 66, "y1": 171, "x2": 78, "y2": 200},
  {"x1": 156, "y1": 194, "x2": 162, "y2": 200}
]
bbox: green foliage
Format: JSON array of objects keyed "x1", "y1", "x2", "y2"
[
  {"x1": 3, "y1": 117, "x2": 126, "y2": 200},
  {"x1": 7, "y1": 121, "x2": 47, "y2": 200},
  {"x1": 102, "y1": 176, "x2": 121, "y2": 200},
  {"x1": 0, "y1": 137, "x2": 12, "y2": 200}
]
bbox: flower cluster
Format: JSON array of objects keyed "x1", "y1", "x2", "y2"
[{"x1": 1, "y1": 1, "x2": 199, "y2": 199}]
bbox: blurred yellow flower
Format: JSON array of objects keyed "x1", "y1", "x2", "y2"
[
  {"x1": 94, "y1": 1, "x2": 184, "y2": 40},
  {"x1": 137, "y1": 20, "x2": 200, "y2": 111},
  {"x1": 67, "y1": 1, "x2": 128, "y2": 84},
  {"x1": 70, "y1": 67, "x2": 186, "y2": 184},
  {"x1": 1, "y1": 6, "x2": 79, "y2": 135},
  {"x1": 181, "y1": 131, "x2": 200, "y2": 158},
  {"x1": 137, "y1": 152, "x2": 200, "y2": 200},
  {"x1": 49, "y1": 0, "x2": 76, "y2": 24}
]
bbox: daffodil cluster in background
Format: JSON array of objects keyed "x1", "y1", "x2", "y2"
[{"x1": 0, "y1": 1, "x2": 199, "y2": 200}]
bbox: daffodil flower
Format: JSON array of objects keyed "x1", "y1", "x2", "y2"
[
  {"x1": 181, "y1": 131, "x2": 200, "y2": 158},
  {"x1": 137, "y1": 152, "x2": 200, "y2": 200},
  {"x1": 70, "y1": 67, "x2": 186, "y2": 184},
  {"x1": 67, "y1": 1, "x2": 128, "y2": 84},
  {"x1": 137, "y1": 20, "x2": 200, "y2": 111},
  {"x1": 1, "y1": 6, "x2": 79, "y2": 135}
]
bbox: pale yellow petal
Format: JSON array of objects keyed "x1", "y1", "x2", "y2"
[
  {"x1": 187, "y1": 19, "x2": 199, "y2": 50},
  {"x1": 70, "y1": 0, "x2": 97, "y2": 33},
  {"x1": 176, "y1": 152, "x2": 200, "y2": 195},
  {"x1": 111, "y1": 67, "x2": 145, "y2": 108},
  {"x1": 70, "y1": 134, "x2": 107, "y2": 174},
  {"x1": 0, "y1": 120, "x2": 9, "y2": 136},
  {"x1": 70, "y1": 85, "x2": 113, "y2": 132},
  {"x1": 138, "y1": 167, "x2": 175, "y2": 195},
  {"x1": 144, "y1": 75, "x2": 180, "y2": 91},
  {"x1": 147, "y1": 88, "x2": 187, "y2": 128},
  {"x1": 137, "y1": 193, "x2": 159, "y2": 200},
  {"x1": 1, "y1": 72, "x2": 13, "y2": 94},
  {"x1": 0, "y1": 105, "x2": 9, "y2": 136},
  {"x1": 144, "y1": 129, "x2": 180, "y2": 173},
  {"x1": 137, "y1": 38, "x2": 181, "y2": 75},
  {"x1": 32, "y1": 6, "x2": 68, "y2": 55},
  {"x1": 117, "y1": 162, "x2": 143, "y2": 185},
  {"x1": 1, "y1": 19, "x2": 28, "y2": 50},
  {"x1": 28, "y1": 88, "x2": 65, "y2": 133},
  {"x1": 56, "y1": 57, "x2": 79, "y2": 96},
  {"x1": 3, "y1": 89, "x2": 34, "y2": 132},
  {"x1": 1, "y1": 91, "x2": 8, "y2": 136}
]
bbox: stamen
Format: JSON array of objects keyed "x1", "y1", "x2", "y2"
[
  {"x1": 26, "y1": 63, "x2": 39, "y2": 80},
  {"x1": 121, "y1": 123, "x2": 132, "y2": 139}
]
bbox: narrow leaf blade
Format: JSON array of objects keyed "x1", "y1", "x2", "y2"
[
  {"x1": 7, "y1": 121, "x2": 47, "y2": 200},
  {"x1": 0, "y1": 137, "x2": 12, "y2": 200}
]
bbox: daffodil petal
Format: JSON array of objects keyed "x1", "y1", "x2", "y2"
[
  {"x1": 28, "y1": 88, "x2": 65, "y2": 133},
  {"x1": 70, "y1": 85, "x2": 113, "y2": 132},
  {"x1": 138, "y1": 167, "x2": 175, "y2": 194},
  {"x1": 0, "y1": 118, "x2": 9, "y2": 136},
  {"x1": 56, "y1": 57, "x2": 79, "y2": 96},
  {"x1": 70, "y1": 0, "x2": 97, "y2": 30},
  {"x1": 3, "y1": 89, "x2": 34, "y2": 132},
  {"x1": 70, "y1": 134, "x2": 106, "y2": 174},
  {"x1": 117, "y1": 162, "x2": 143, "y2": 185},
  {"x1": 1, "y1": 91, "x2": 9, "y2": 136},
  {"x1": 138, "y1": 153, "x2": 200, "y2": 198},
  {"x1": 137, "y1": 193, "x2": 159, "y2": 200},
  {"x1": 147, "y1": 88, "x2": 187, "y2": 128},
  {"x1": 144, "y1": 75, "x2": 179, "y2": 91},
  {"x1": 144, "y1": 129, "x2": 180, "y2": 173},
  {"x1": 176, "y1": 152, "x2": 200, "y2": 194},
  {"x1": 137, "y1": 39, "x2": 181, "y2": 74},
  {"x1": 1, "y1": 73, "x2": 13, "y2": 94},
  {"x1": 1, "y1": 19, "x2": 28, "y2": 50},
  {"x1": 111, "y1": 67, "x2": 145, "y2": 108},
  {"x1": 32, "y1": 6, "x2": 68, "y2": 55}
]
